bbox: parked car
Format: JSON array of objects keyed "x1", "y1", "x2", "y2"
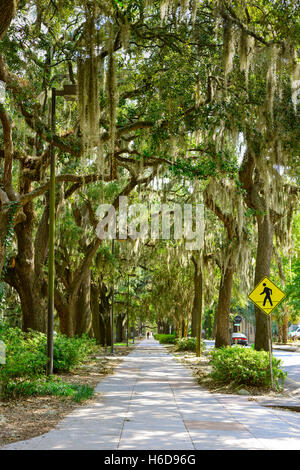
[
  {"x1": 231, "y1": 332, "x2": 248, "y2": 346},
  {"x1": 288, "y1": 327, "x2": 300, "y2": 340}
]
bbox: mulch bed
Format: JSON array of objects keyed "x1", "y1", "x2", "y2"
[{"x1": 0, "y1": 344, "x2": 136, "y2": 447}]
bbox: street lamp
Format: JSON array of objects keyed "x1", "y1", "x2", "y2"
[
  {"x1": 110, "y1": 238, "x2": 115, "y2": 354},
  {"x1": 47, "y1": 84, "x2": 77, "y2": 376}
]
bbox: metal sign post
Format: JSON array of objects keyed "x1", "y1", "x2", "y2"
[
  {"x1": 269, "y1": 315, "x2": 273, "y2": 389},
  {"x1": 110, "y1": 238, "x2": 115, "y2": 354}
]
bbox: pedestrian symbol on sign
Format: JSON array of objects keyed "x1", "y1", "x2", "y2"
[{"x1": 260, "y1": 283, "x2": 273, "y2": 307}]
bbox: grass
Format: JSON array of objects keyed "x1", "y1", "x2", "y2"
[
  {"x1": 113, "y1": 341, "x2": 136, "y2": 346},
  {"x1": 5, "y1": 377, "x2": 94, "y2": 403}
]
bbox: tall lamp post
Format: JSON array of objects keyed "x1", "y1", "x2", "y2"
[
  {"x1": 110, "y1": 238, "x2": 115, "y2": 354},
  {"x1": 47, "y1": 84, "x2": 77, "y2": 376}
]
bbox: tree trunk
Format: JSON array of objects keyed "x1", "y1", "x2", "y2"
[
  {"x1": 18, "y1": 276, "x2": 47, "y2": 332},
  {"x1": 192, "y1": 258, "x2": 201, "y2": 338},
  {"x1": 0, "y1": 210, "x2": 9, "y2": 276},
  {"x1": 215, "y1": 259, "x2": 235, "y2": 348},
  {"x1": 99, "y1": 282, "x2": 111, "y2": 346},
  {"x1": 102, "y1": 315, "x2": 111, "y2": 346},
  {"x1": 116, "y1": 314, "x2": 126, "y2": 342},
  {"x1": 5, "y1": 263, "x2": 48, "y2": 332},
  {"x1": 182, "y1": 319, "x2": 188, "y2": 337},
  {"x1": 5, "y1": 199, "x2": 49, "y2": 333},
  {"x1": 239, "y1": 147, "x2": 276, "y2": 352},
  {"x1": 73, "y1": 271, "x2": 92, "y2": 336},
  {"x1": 196, "y1": 263, "x2": 203, "y2": 357},
  {"x1": 57, "y1": 305, "x2": 72, "y2": 336},
  {"x1": 55, "y1": 235, "x2": 103, "y2": 337},
  {"x1": 212, "y1": 307, "x2": 217, "y2": 339},
  {"x1": 57, "y1": 273, "x2": 94, "y2": 338},
  {"x1": 0, "y1": 0, "x2": 17, "y2": 40},
  {"x1": 282, "y1": 308, "x2": 289, "y2": 344},
  {"x1": 98, "y1": 313, "x2": 107, "y2": 346},
  {"x1": 254, "y1": 213, "x2": 274, "y2": 351},
  {"x1": 192, "y1": 256, "x2": 203, "y2": 356},
  {"x1": 91, "y1": 283, "x2": 101, "y2": 344},
  {"x1": 175, "y1": 319, "x2": 181, "y2": 338},
  {"x1": 277, "y1": 322, "x2": 283, "y2": 343}
]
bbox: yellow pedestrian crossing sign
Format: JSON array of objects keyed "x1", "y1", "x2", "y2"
[{"x1": 248, "y1": 277, "x2": 286, "y2": 316}]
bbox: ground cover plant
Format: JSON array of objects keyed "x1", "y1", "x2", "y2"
[{"x1": 4, "y1": 377, "x2": 94, "y2": 403}]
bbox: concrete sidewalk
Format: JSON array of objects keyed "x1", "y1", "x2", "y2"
[{"x1": 1, "y1": 339, "x2": 299, "y2": 450}]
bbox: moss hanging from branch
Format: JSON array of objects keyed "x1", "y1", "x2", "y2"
[
  {"x1": 289, "y1": 46, "x2": 300, "y2": 113},
  {"x1": 106, "y1": 44, "x2": 118, "y2": 180},
  {"x1": 77, "y1": 2, "x2": 102, "y2": 167},
  {"x1": 265, "y1": 44, "x2": 278, "y2": 120},
  {"x1": 239, "y1": 29, "x2": 255, "y2": 87},
  {"x1": 120, "y1": 15, "x2": 131, "y2": 49},
  {"x1": 160, "y1": 0, "x2": 172, "y2": 21},
  {"x1": 204, "y1": 177, "x2": 250, "y2": 290},
  {"x1": 223, "y1": 18, "x2": 236, "y2": 80},
  {"x1": 160, "y1": 0, "x2": 190, "y2": 22},
  {"x1": 191, "y1": 0, "x2": 198, "y2": 23}
]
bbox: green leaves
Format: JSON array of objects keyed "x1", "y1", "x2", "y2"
[
  {"x1": 175, "y1": 336, "x2": 206, "y2": 352},
  {"x1": 0, "y1": 325, "x2": 96, "y2": 397},
  {"x1": 154, "y1": 333, "x2": 176, "y2": 344},
  {"x1": 169, "y1": 149, "x2": 238, "y2": 180},
  {"x1": 209, "y1": 346, "x2": 287, "y2": 389},
  {"x1": 286, "y1": 259, "x2": 300, "y2": 315}
]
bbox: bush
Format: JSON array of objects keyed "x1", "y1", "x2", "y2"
[
  {"x1": 209, "y1": 346, "x2": 287, "y2": 389},
  {"x1": 154, "y1": 333, "x2": 176, "y2": 344},
  {"x1": 175, "y1": 337, "x2": 206, "y2": 352},
  {"x1": 0, "y1": 327, "x2": 48, "y2": 381},
  {"x1": 0, "y1": 325, "x2": 96, "y2": 397},
  {"x1": 52, "y1": 334, "x2": 95, "y2": 372}
]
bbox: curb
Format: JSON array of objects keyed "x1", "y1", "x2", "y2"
[
  {"x1": 272, "y1": 345, "x2": 300, "y2": 352},
  {"x1": 259, "y1": 400, "x2": 300, "y2": 412}
]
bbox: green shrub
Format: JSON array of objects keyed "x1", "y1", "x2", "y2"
[
  {"x1": 175, "y1": 337, "x2": 206, "y2": 352},
  {"x1": 52, "y1": 334, "x2": 95, "y2": 372},
  {"x1": 0, "y1": 327, "x2": 48, "y2": 381},
  {"x1": 154, "y1": 333, "x2": 176, "y2": 344},
  {"x1": 0, "y1": 325, "x2": 96, "y2": 397},
  {"x1": 209, "y1": 346, "x2": 287, "y2": 389}
]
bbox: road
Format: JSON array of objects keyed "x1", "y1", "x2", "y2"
[
  {"x1": 272, "y1": 349, "x2": 300, "y2": 384},
  {"x1": 203, "y1": 340, "x2": 300, "y2": 386}
]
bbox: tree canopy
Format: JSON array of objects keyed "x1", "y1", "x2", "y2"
[{"x1": 0, "y1": 0, "x2": 299, "y2": 351}]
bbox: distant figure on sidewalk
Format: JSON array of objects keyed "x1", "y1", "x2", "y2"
[{"x1": 147, "y1": 331, "x2": 150, "y2": 339}]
